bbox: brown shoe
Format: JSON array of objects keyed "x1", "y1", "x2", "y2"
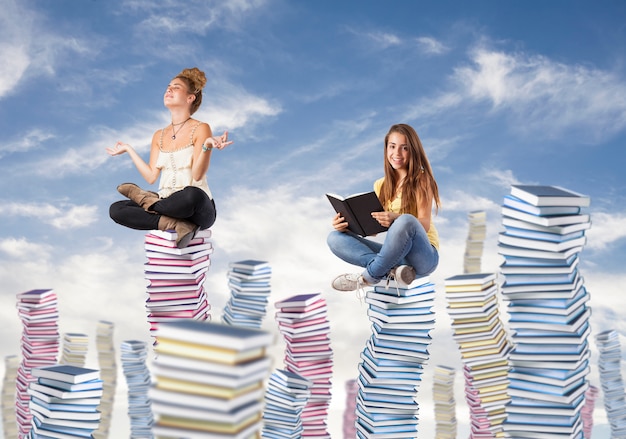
[
  {"x1": 117, "y1": 183, "x2": 160, "y2": 212},
  {"x1": 158, "y1": 215, "x2": 200, "y2": 248}
]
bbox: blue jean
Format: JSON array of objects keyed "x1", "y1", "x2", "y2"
[{"x1": 327, "y1": 214, "x2": 439, "y2": 284}]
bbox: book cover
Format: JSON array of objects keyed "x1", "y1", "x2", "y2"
[
  {"x1": 326, "y1": 191, "x2": 388, "y2": 236},
  {"x1": 31, "y1": 365, "x2": 100, "y2": 384},
  {"x1": 510, "y1": 185, "x2": 590, "y2": 207}
]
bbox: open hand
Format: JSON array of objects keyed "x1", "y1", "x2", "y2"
[
  {"x1": 203, "y1": 131, "x2": 233, "y2": 150},
  {"x1": 106, "y1": 141, "x2": 130, "y2": 156}
]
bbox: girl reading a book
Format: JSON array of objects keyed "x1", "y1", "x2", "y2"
[
  {"x1": 108, "y1": 67, "x2": 232, "y2": 248},
  {"x1": 327, "y1": 123, "x2": 440, "y2": 291}
]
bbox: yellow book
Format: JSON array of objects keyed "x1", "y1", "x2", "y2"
[
  {"x1": 462, "y1": 344, "x2": 507, "y2": 359},
  {"x1": 467, "y1": 359, "x2": 509, "y2": 372},
  {"x1": 158, "y1": 412, "x2": 261, "y2": 434},
  {"x1": 453, "y1": 308, "x2": 498, "y2": 325},
  {"x1": 155, "y1": 337, "x2": 266, "y2": 365},
  {"x1": 475, "y1": 383, "x2": 508, "y2": 395},
  {"x1": 476, "y1": 392, "x2": 510, "y2": 404},
  {"x1": 458, "y1": 328, "x2": 505, "y2": 350},
  {"x1": 453, "y1": 319, "x2": 499, "y2": 335},
  {"x1": 156, "y1": 376, "x2": 262, "y2": 399},
  {"x1": 444, "y1": 279, "x2": 495, "y2": 292},
  {"x1": 471, "y1": 368, "x2": 509, "y2": 382},
  {"x1": 448, "y1": 296, "x2": 497, "y2": 310}
]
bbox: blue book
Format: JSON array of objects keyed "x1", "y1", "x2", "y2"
[
  {"x1": 38, "y1": 378, "x2": 103, "y2": 392},
  {"x1": 510, "y1": 185, "x2": 590, "y2": 207},
  {"x1": 32, "y1": 365, "x2": 100, "y2": 385},
  {"x1": 30, "y1": 397, "x2": 99, "y2": 413},
  {"x1": 503, "y1": 195, "x2": 581, "y2": 216},
  {"x1": 503, "y1": 225, "x2": 585, "y2": 243}
]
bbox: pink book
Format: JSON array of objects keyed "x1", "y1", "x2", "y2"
[
  {"x1": 147, "y1": 273, "x2": 206, "y2": 287},
  {"x1": 147, "y1": 255, "x2": 210, "y2": 266},
  {"x1": 148, "y1": 291, "x2": 204, "y2": 302}
]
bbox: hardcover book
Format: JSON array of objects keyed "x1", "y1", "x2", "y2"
[{"x1": 326, "y1": 191, "x2": 388, "y2": 236}]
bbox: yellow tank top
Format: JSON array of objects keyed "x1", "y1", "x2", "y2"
[{"x1": 374, "y1": 177, "x2": 439, "y2": 250}]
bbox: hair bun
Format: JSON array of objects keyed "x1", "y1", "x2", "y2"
[{"x1": 178, "y1": 67, "x2": 207, "y2": 93}]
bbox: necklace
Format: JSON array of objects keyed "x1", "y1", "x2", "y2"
[{"x1": 170, "y1": 117, "x2": 190, "y2": 140}]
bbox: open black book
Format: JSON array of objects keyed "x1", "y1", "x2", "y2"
[{"x1": 326, "y1": 191, "x2": 388, "y2": 237}]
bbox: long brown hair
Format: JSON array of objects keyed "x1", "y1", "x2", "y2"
[{"x1": 379, "y1": 124, "x2": 440, "y2": 215}]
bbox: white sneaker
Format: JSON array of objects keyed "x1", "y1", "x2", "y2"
[
  {"x1": 388, "y1": 265, "x2": 416, "y2": 287},
  {"x1": 331, "y1": 273, "x2": 369, "y2": 292}
]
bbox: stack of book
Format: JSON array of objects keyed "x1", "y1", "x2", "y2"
[
  {"x1": 595, "y1": 329, "x2": 626, "y2": 437},
  {"x1": 355, "y1": 276, "x2": 436, "y2": 438},
  {"x1": 59, "y1": 333, "x2": 89, "y2": 367},
  {"x1": 144, "y1": 229, "x2": 213, "y2": 336},
  {"x1": 444, "y1": 272, "x2": 511, "y2": 437},
  {"x1": 432, "y1": 364, "x2": 457, "y2": 439},
  {"x1": 2, "y1": 355, "x2": 19, "y2": 438},
  {"x1": 223, "y1": 260, "x2": 272, "y2": 329},
  {"x1": 581, "y1": 385, "x2": 598, "y2": 439},
  {"x1": 343, "y1": 379, "x2": 358, "y2": 438},
  {"x1": 92, "y1": 320, "x2": 116, "y2": 439},
  {"x1": 15, "y1": 289, "x2": 60, "y2": 438},
  {"x1": 28, "y1": 364, "x2": 103, "y2": 438},
  {"x1": 261, "y1": 369, "x2": 313, "y2": 438},
  {"x1": 120, "y1": 340, "x2": 153, "y2": 437},
  {"x1": 274, "y1": 293, "x2": 333, "y2": 438},
  {"x1": 464, "y1": 210, "x2": 487, "y2": 274},
  {"x1": 150, "y1": 320, "x2": 274, "y2": 438},
  {"x1": 498, "y1": 185, "x2": 592, "y2": 438}
]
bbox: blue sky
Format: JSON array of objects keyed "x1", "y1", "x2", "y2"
[{"x1": 1, "y1": 0, "x2": 626, "y2": 437}]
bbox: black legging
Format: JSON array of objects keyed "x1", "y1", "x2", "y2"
[{"x1": 109, "y1": 186, "x2": 216, "y2": 231}]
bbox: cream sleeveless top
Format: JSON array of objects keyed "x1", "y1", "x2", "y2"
[{"x1": 156, "y1": 121, "x2": 212, "y2": 199}]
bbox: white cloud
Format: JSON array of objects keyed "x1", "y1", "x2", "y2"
[
  {"x1": 0, "y1": 237, "x2": 53, "y2": 260},
  {"x1": 585, "y1": 211, "x2": 626, "y2": 252},
  {"x1": 0, "y1": 0, "x2": 34, "y2": 98},
  {"x1": 405, "y1": 45, "x2": 626, "y2": 143},
  {"x1": 0, "y1": 201, "x2": 98, "y2": 229},
  {"x1": 416, "y1": 36, "x2": 450, "y2": 55},
  {"x1": 1, "y1": 129, "x2": 55, "y2": 158},
  {"x1": 0, "y1": 1, "x2": 102, "y2": 100},
  {"x1": 453, "y1": 47, "x2": 626, "y2": 141},
  {"x1": 126, "y1": 0, "x2": 268, "y2": 35}
]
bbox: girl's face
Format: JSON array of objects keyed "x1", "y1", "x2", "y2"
[
  {"x1": 386, "y1": 132, "x2": 410, "y2": 171},
  {"x1": 164, "y1": 79, "x2": 192, "y2": 107}
]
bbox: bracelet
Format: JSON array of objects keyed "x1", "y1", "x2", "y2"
[{"x1": 202, "y1": 143, "x2": 213, "y2": 152}]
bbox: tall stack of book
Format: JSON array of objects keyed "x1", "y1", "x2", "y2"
[
  {"x1": 355, "y1": 277, "x2": 436, "y2": 438},
  {"x1": 120, "y1": 340, "x2": 153, "y2": 437},
  {"x1": 28, "y1": 364, "x2": 103, "y2": 438},
  {"x1": 2, "y1": 355, "x2": 19, "y2": 438},
  {"x1": 150, "y1": 320, "x2": 273, "y2": 438},
  {"x1": 595, "y1": 330, "x2": 626, "y2": 437},
  {"x1": 15, "y1": 289, "x2": 60, "y2": 438},
  {"x1": 274, "y1": 293, "x2": 333, "y2": 438},
  {"x1": 261, "y1": 369, "x2": 313, "y2": 438},
  {"x1": 343, "y1": 379, "x2": 358, "y2": 438},
  {"x1": 144, "y1": 229, "x2": 213, "y2": 337},
  {"x1": 581, "y1": 385, "x2": 598, "y2": 439},
  {"x1": 223, "y1": 260, "x2": 272, "y2": 329},
  {"x1": 444, "y1": 272, "x2": 511, "y2": 438},
  {"x1": 464, "y1": 210, "x2": 487, "y2": 274},
  {"x1": 92, "y1": 320, "x2": 116, "y2": 439},
  {"x1": 432, "y1": 364, "x2": 457, "y2": 439},
  {"x1": 59, "y1": 333, "x2": 89, "y2": 367},
  {"x1": 498, "y1": 185, "x2": 592, "y2": 438}
]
